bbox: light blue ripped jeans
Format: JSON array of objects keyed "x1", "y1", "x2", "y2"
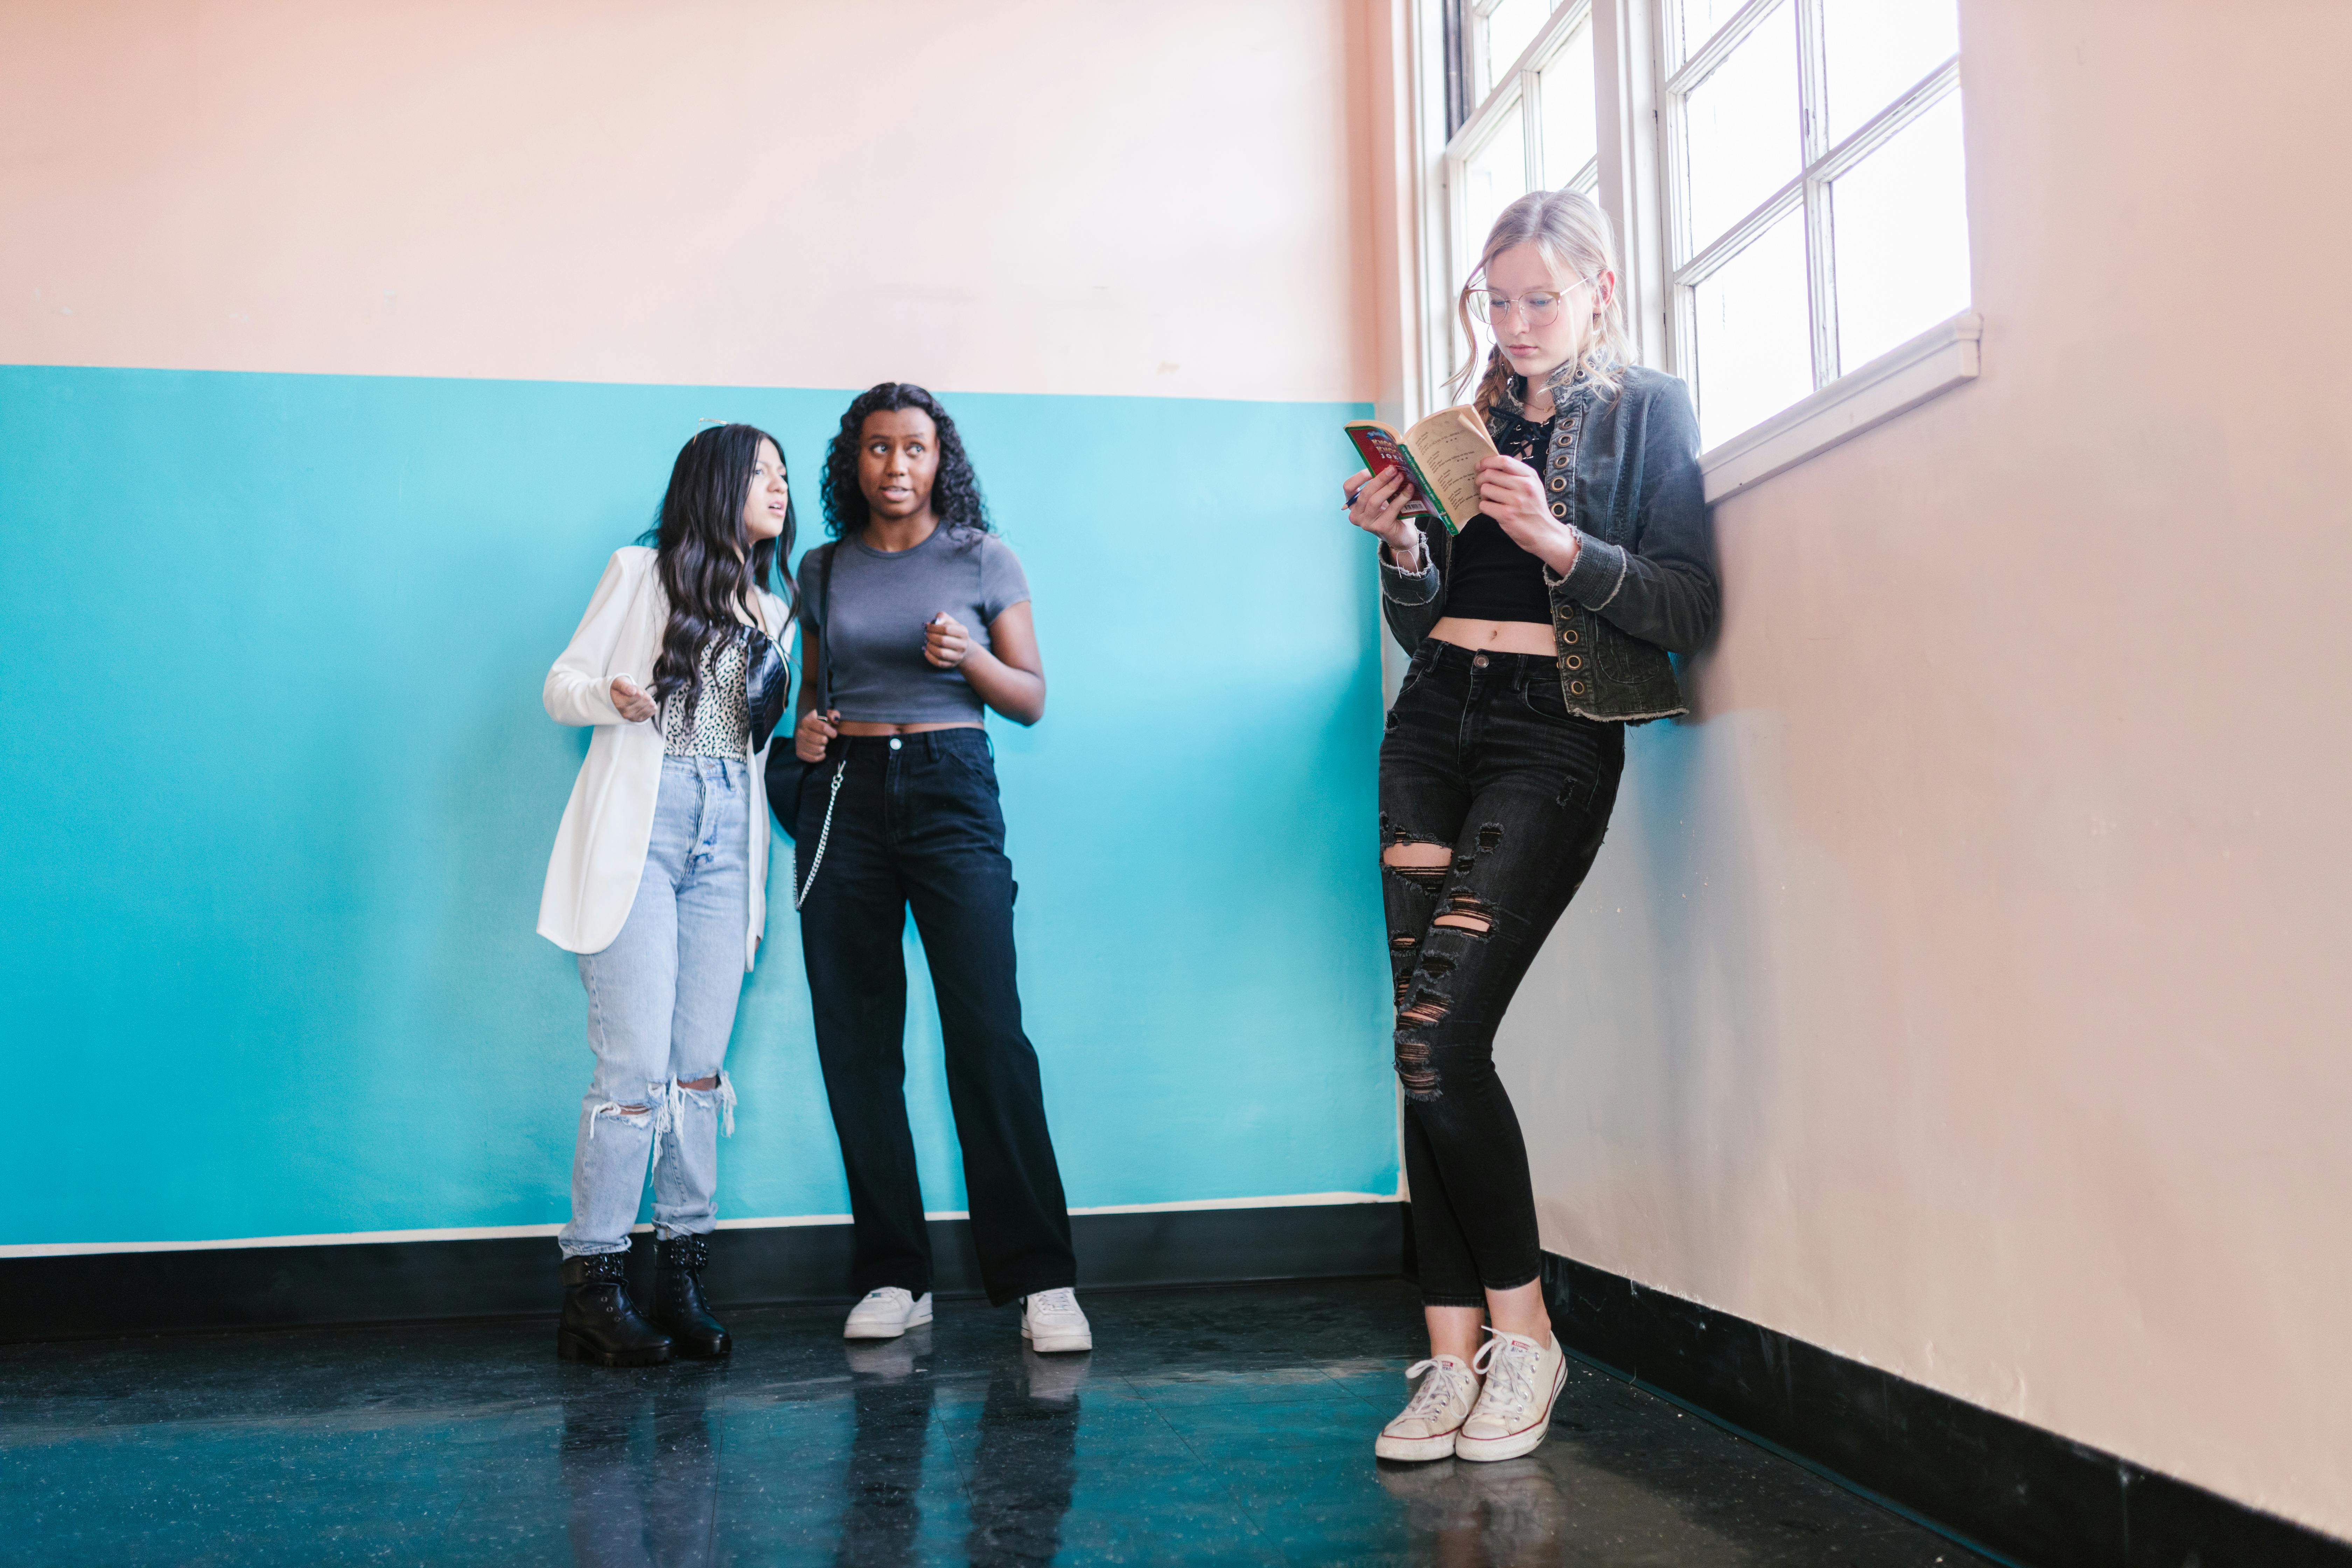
[{"x1": 559, "y1": 756, "x2": 750, "y2": 1260}]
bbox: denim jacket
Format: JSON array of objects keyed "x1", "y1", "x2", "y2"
[{"x1": 1379, "y1": 365, "x2": 1718, "y2": 723}]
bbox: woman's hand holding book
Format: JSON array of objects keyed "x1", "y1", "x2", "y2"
[{"x1": 1344, "y1": 465, "x2": 1424, "y2": 572}]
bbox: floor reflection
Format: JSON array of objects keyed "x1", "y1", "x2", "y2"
[
  {"x1": 966, "y1": 1348, "x2": 1085, "y2": 1566},
  {"x1": 838, "y1": 1329, "x2": 937, "y2": 1568},
  {"x1": 0, "y1": 1282, "x2": 1982, "y2": 1567},
  {"x1": 835, "y1": 1328, "x2": 1085, "y2": 1567},
  {"x1": 561, "y1": 1371, "x2": 722, "y2": 1568},
  {"x1": 1378, "y1": 1456, "x2": 1568, "y2": 1568}
]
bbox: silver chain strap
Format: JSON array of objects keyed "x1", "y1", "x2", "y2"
[{"x1": 792, "y1": 756, "x2": 847, "y2": 910}]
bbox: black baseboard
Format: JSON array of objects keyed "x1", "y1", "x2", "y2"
[
  {"x1": 0, "y1": 1202, "x2": 1405, "y2": 1343},
  {"x1": 1541, "y1": 1252, "x2": 2352, "y2": 1568}
]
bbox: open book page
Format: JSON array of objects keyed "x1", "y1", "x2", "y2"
[{"x1": 1400, "y1": 406, "x2": 1497, "y2": 534}]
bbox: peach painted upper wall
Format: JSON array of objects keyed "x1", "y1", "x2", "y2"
[
  {"x1": 1504, "y1": 0, "x2": 2352, "y2": 1538},
  {"x1": 0, "y1": 0, "x2": 1383, "y2": 402}
]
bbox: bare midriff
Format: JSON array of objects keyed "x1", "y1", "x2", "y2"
[
  {"x1": 1428, "y1": 617, "x2": 1557, "y2": 657},
  {"x1": 835, "y1": 719, "x2": 983, "y2": 736}
]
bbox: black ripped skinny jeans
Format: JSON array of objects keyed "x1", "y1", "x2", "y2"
[{"x1": 1380, "y1": 640, "x2": 1625, "y2": 1308}]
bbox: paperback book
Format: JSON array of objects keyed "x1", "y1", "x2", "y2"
[{"x1": 1342, "y1": 406, "x2": 1497, "y2": 535}]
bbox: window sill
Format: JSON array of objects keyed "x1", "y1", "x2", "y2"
[{"x1": 1698, "y1": 310, "x2": 1983, "y2": 503}]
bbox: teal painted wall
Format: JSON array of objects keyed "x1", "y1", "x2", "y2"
[{"x1": 0, "y1": 365, "x2": 1395, "y2": 1246}]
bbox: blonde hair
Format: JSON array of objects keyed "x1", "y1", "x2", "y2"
[{"x1": 1450, "y1": 188, "x2": 1633, "y2": 416}]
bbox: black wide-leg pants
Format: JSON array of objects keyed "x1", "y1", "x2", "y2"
[{"x1": 797, "y1": 730, "x2": 1076, "y2": 1306}]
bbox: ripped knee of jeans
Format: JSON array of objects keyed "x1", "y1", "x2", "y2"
[
  {"x1": 587, "y1": 1098, "x2": 655, "y2": 1141},
  {"x1": 1431, "y1": 891, "x2": 1497, "y2": 936},
  {"x1": 1393, "y1": 1031, "x2": 1442, "y2": 1101},
  {"x1": 1382, "y1": 837, "x2": 1451, "y2": 894},
  {"x1": 673, "y1": 1069, "x2": 737, "y2": 1138},
  {"x1": 1393, "y1": 972, "x2": 1454, "y2": 1100}
]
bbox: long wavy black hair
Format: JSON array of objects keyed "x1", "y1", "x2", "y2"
[
  {"x1": 820, "y1": 382, "x2": 991, "y2": 539},
  {"x1": 640, "y1": 422, "x2": 799, "y2": 728}
]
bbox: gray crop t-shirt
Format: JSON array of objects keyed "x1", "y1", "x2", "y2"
[{"x1": 799, "y1": 525, "x2": 1031, "y2": 724}]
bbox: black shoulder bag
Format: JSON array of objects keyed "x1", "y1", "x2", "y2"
[{"x1": 762, "y1": 544, "x2": 848, "y2": 905}]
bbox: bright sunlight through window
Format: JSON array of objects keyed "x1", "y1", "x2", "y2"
[
  {"x1": 1448, "y1": 1, "x2": 1603, "y2": 364},
  {"x1": 1667, "y1": 0, "x2": 1970, "y2": 448}
]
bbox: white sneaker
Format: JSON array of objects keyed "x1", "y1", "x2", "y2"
[
  {"x1": 1374, "y1": 1353, "x2": 1482, "y2": 1462},
  {"x1": 842, "y1": 1287, "x2": 933, "y2": 1340},
  {"x1": 1018, "y1": 1287, "x2": 1092, "y2": 1353},
  {"x1": 1454, "y1": 1328, "x2": 1567, "y2": 1463}
]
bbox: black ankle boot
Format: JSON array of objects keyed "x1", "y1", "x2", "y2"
[
  {"x1": 558, "y1": 1253, "x2": 673, "y2": 1367},
  {"x1": 650, "y1": 1235, "x2": 731, "y2": 1360}
]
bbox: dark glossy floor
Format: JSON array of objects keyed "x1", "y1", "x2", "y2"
[{"x1": 0, "y1": 1279, "x2": 1985, "y2": 1566}]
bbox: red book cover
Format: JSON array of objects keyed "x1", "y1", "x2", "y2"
[{"x1": 1344, "y1": 423, "x2": 1436, "y2": 517}]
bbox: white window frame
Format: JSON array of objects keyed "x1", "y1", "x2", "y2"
[
  {"x1": 1404, "y1": 0, "x2": 1981, "y2": 499},
  {"x1": 1436, "y1": 0, "x2": 1602, "y2": 398},
  {"x1": 1659, "y1": 0, "x2": 1979, "y2": 495}
]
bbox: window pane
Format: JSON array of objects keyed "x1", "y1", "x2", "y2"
[
  {"x1": 1831, "y1": 91, "x2": 1969, "y2": 371},
  {"x1": 1682, "y1": 1, "x2": 1799, "y2": 252},
  {"x1": 1462, "y1": 104, "x2": 1529, "y2": 262},
  {"x1": 1822, "y1": 0, "x2": 1959, "y2": 145},
  {"x1": 1539, "y1": 24, "x2": 1596, "y2": 189},
  {"x1": 1480, "y1": 0, "x2": 1552, "y2": 98},
  {"x1": 1690, "y1": 208, "x2": 1812, "y2": 447},
  {"x1": 1677, "y1": 0, "x2": 1745, "y2": 62}
]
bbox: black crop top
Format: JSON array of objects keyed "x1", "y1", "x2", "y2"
[{"x1": 1442, "y1": 406, "x2": 1555, "y2": 625}]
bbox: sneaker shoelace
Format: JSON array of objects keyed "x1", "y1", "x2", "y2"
[
  {"x1": 1399, "y1": 1357, "x2": 1474, "y2": 1421},
  {"x1": 859, "y1": 1288, "x2": 911, "y2": 1310},
  {"x1": 1029, "y1": 1288, "x2": 1080, "y2": 1317},
  {"x1": 1471, "y1": 1331, "x2": 1540, "y2": 1418}
]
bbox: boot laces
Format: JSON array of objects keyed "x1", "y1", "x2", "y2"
[
  {"x1": 1472, "y1": 1330, "x2": 1540, "y2": 1417},
  {"x1": 1400, "y1": 1357, "x2": 1473, "y2": 1419}
]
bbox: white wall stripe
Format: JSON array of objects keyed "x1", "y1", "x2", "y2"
[{"x1": 0, "y1": 1192, "x2": 1401, "y2": 1260}]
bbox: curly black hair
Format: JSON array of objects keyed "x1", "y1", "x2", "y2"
[{"x1": 819, "y1": 382, "x2": 991, "y2": 539}]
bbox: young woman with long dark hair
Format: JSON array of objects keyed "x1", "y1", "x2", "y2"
[
  {"x1": 775, "y1": 382, "x2": 1088, "y2": 1354},
  {"x1": 1346, "y1": 191, "x2": 1717, "y2": 1461},
  {"x1": 538, "y1": 422, "x2": 798, "y2": 1367}
]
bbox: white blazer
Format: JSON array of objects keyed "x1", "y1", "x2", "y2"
[{"x1": 537, "y1": 546, "x2": 793, "y2": 968}]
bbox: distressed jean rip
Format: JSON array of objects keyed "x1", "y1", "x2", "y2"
[
  {"x1": 585, "y1": 1099, "x2": 654, "y2": 1141},
  {"x1": 1394, "y1": 1035, "x2": 1441, "y2": 1100},
  {"x1": 1386, "y1": 862, "x2": 1449, "y2": 892},
  {"x1": 669, "y1": 1069, "x2": 738, "y2": 1138},
  {"x1": 1398, "y1": 985, "x2": 1450, "y2": 1029},
  {"x1": 1434, "y1": 891, "x2": 1498, "y2": 935}
]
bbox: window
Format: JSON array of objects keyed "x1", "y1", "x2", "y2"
[
  {"x1": 1664, "y1": 0, "x2": 1969, "y2": 447},
  {"x1": 1409, "y1": 0, "x2": 1975, "y2": 483},
  {"x1": 1444, "y1": 1, "x2": 1603, "y2": 341}
]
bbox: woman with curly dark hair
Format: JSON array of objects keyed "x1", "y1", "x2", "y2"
[{"x1": 772, "y1": 383, "x2": 1087, "y2": 1353}]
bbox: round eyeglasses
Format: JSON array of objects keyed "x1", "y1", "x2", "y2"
[{"x1": 1467, "y1": 278, "x2": 1594, "y2": 328}]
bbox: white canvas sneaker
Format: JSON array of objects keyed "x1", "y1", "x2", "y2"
[
  {"x1": 1374, "y1": 1353, "x2": 1482, "y2": 1462},
  {"x1": 1018, "y1": 1288, "x2": 1092, "y2": 1353},
  {"x1": 1454, "y1": 1328, "x2": 1568, "y2": 1463},
  {"x1": 842, "y1": 1287, "x2": 933, "y2": 1341}
]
